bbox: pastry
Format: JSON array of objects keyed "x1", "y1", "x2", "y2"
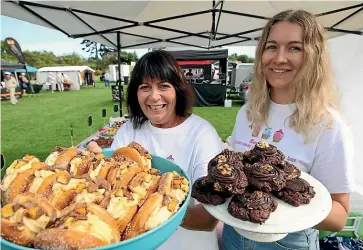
[
  {"x1": 33, "y1": 203, "x2": 120, "y2": 249},
  {"x1": 274, "y1": 178, "x2": 315, "y2": 207},
  {"x1": 244, "y1": 162, "x2": 286, "y2": 192},
  {"x1": 228, "y1": 188, "x2": 278, "y2": 224},
  {"x1": 122, "y1": 192, "x2": 180, "y2": 240},
  {"x1": 191, "y1": 176, "x2": 228, "y2": 205},
  {"x1": 157, "y1": 172, "x2": 189, "y2": 205},
  {"x1": 106, "y1": 172, "x2": 160, "y2": 234},
  {"x1": 208, "y1": 149, "x2": 248, "y2": 195},
  {"x1": 243, "y1": 141, "x2": 285, "y2": 165},
  {"x1": 1, "y1": 159, "x2": 46, "y2": 204},
  {"x1": 106, "y1": 155, "x2": 143, "y2": 190},
  {"x1": 45, "y1": 147, "x2": 78, "y2": 170},
  {"x1": 112, "y1": 141, "x2": 152, "y2": 171},
  {"x1": 1, "y1": 192, "x2": 57, "y2": 246}
]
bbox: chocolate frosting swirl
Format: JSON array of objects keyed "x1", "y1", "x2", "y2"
[
  {"x1": 248, "y1": 142, "x2": 285, "y2": 164},
  {"x1": 246, "y1": 163, "x2": 280, "y2": 181},
  {"x1": 210, "y1": 165, "x2": 245, "y2": 185}
]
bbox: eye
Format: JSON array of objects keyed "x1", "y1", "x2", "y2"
[
  {"x1": 139, "y1": 84, "x2": 150, "y2": 90},
  {"x1": 289, "y1": 46, "x2": 302, "y2": 52},
  {"x1": 265, "y1": 45, "x2": 277, "y2": 50},
  {"x1": 160, "y1": 83, "x2": 172, "y2": 89}
]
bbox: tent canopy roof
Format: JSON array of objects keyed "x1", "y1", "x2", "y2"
[
  {"x1": 1, "y1": 60, "x2": 26, "y2": 71},
  {"x1": 2, "y1": 1, "x2": 362, "y2": 50},
  {"x1": 169, "y1": 49, "x2": 228, "y2": 60},
  {"x1": 7, "y1": 65, "x2": 38, "y2": 73},
  {"x1": 38, "y1": 66, "x2": 95, "y2": 72}
]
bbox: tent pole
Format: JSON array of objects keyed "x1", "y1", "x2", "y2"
[{"x1": 117, "y1": 31, "x2": 123, "y2": 118}]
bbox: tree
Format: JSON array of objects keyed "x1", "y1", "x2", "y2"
[
  {"x1": 1, "y1": 40, "x2": 18, "y2": 62},
  {"x1": 81, "y1": 39, "x2": 115, "y2": 59}
]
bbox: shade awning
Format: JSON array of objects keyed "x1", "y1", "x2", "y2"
[
  {"x1": 0, "y1": 60, "x2": 26, "y2": 71},
  {"x1": 178, "y1": 60, "x2": 213, "y2": 65},
  {"x1": 7, "y1": 65, "x2": 38, "y2": 73},
  {"x1": 2, "y1": 1, "x2": 362, "y2": 50}
]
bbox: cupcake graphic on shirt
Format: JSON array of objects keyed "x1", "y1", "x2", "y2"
[
  {"x1": 261, "y1": 127, "x2": 272, "y2": 139},
  {"x1": 273, "y1": 129, "x2": 284, "y2": 143}
]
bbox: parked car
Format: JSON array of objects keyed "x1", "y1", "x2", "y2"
[{"x1": 238, "y1": 72, "x2": 253, "y2": 103}]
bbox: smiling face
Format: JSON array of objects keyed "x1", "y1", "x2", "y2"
[
  {"x1": 262, "y1": 21, "x2": 304, "y2": 91},
  {"x1": 137, "y1": 78, "x2": 177, "y2": 128}
]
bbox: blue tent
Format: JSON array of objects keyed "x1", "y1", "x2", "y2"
[{"x1": 7, "y1": 65, "x2": 37, "y2": 73}]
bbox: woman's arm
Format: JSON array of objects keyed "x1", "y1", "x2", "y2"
[
  {"x1": 310, "y1": 115, "x2": 354, "y2": 232},
  {"x1": 180, "y1": 204, "x2": 219, "y2": 231},
  {"x1": 315, "y1": 193, "x2": 350, "y2": 231}
]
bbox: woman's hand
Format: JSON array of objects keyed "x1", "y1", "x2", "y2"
[
  {"x1": 315, "y1": 193, "x2": 350, "y2": 231},
  {"x1": 180, "y1": 204, "x2": 219, "y2": 231},
  {"x1": 87, "y1": 141, "x2": 102, "y2": 153}
]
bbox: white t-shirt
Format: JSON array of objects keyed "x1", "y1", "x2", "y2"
[
  {"x1": 111, "y1": 114, "x2": 222, "y2": 250},
  {"x1": 231, "y1": 101, "x2": 354, "y2": 194}
]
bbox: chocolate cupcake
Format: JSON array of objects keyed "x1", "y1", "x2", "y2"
[
  {"x1": 228, "y1": 188, "x2": 278, "y2": 224},
  {"x1": 243, "y1": 141, "x2": 285, "y2": 165},
  {"x1": 274, "y1": 178, "x2": 315, "y2": 207},
  {"x1": 244, "y1": 163, "x2": 286, "y2": 192},
  {"x1": 191, "y1": 177, "x2": 228, "y2": 206},
  {"x1": 275, "y1": 161, "x2": 301, "y2": 180},
  {"x1": 208, "y1": 150, "x2": 248, "y2": 195}
]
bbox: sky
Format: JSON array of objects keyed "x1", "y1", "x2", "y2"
[{"x1": 1, "y1": 16, "x2": 256, "y2": 59}]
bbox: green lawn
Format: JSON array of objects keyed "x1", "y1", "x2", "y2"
[{"x1": 1, "y1": 81, "x2": 242, "y2": 171}]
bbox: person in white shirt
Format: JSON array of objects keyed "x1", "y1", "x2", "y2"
[
  {"x1": 222, "y1": 10, "x2": 354, "y2": 250},
  {"x1": 88, "y1": 50, "x2": 222, "y2": 250},
  {"x1": 47, "y1": 73, "x2": 55, "y2": 93}
]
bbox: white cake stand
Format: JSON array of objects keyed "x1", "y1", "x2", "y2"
[{"x1": 203, "y1": 172, "x2": 332, "y2": 242}]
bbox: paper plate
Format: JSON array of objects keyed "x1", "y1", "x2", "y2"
[
  {"x1": 1, "y1": 150, "x2": 191, "y2": 250},
  {"x1": 203, "y1": 172, "x2": 332, "y2": 238}
]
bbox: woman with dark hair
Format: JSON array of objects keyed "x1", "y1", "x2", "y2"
[{"x1": 88, "y1": 50, "x2": 222, "y2": 250}]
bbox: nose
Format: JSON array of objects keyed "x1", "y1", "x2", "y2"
[
  {"x1": 148, "y1": 87, "x2": 161, "y2": 101},
  {"x1": 274, "y1": 48, "x2": 288, "y2": 64}
]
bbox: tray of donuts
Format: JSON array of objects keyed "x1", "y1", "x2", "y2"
[
  {"x1": 0, "y1": 142, "x2": 191, "y2": 250},
  {"x1": 193, "y1": 141, "x2": 332, "y2": 242}
]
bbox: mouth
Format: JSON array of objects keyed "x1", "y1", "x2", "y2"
[
  {"x1": 270, "y1": 69, "x2": 291, "y2": 74},
  {"x1": 147, "y1": 104, "x2": 166, "y2": 111}
]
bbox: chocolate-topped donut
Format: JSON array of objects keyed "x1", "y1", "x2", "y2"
[
  {"x1": 208, "y1": 150, "x2": 248, "y2": 195},
  {"x1": 275, "y1": 161, "x2": 301, "y2": 180},
  {"x1": 244, "y1": 163, "x2": 286, "y2": 192},
  {"x1": 228, "y1": 188, "x2": 278, "y2": 224},
  {"x1": 243, "y1": 141, "x2": 285, "y2": 165},
  {"x1": 191, "y1": 177, "x2": 228, "y2": 206},
  {"x1": 274, "y1": 178, "x2": 315, "y2": 207}
]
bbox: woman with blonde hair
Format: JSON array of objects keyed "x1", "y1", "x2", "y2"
[{"x1": 223, "y1": 9, "x2": 354, "y2": 250}]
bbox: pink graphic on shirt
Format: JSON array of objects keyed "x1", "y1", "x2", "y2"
[
  {"x1": 167, "y1": 155, "x2": 174, "y2": 161},
  {"x1": 273, "y1": 129, "x2": 284, "y2": 143}
]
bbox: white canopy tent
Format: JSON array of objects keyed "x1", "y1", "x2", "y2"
[
  {"x1": 1, "y1": 1, "x2": 362, "y2": 50},
  {"x1": 37, "y1": 66, "x2": 95, "y2": 90},
  {"x1": 2, "y1": 0, "x2": 363, "y2": 208}
]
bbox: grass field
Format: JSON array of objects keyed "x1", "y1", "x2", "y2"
[{"x1": 1, "y1": 81, "x2": 242, "y2": 171}]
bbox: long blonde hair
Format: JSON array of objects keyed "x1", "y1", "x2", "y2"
[{"x1": 247, "y1": 9, "x2": 340, "y2": 141}]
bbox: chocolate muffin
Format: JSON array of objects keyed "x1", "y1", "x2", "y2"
[
  {"x1": 191, "y1": 177, "x2": 228, "y2": 206},
  {"x1": 244, "y1": 163, "x2": 286, "y2": 192},
  {"x1": 228, "y1": 188, "x2": 278, "y2": 224},
  {"x1": 275, "y1": 161, "x2": 301, "y2": 180},
  {"x1": 208, "y1": 150, "x2": 248, "y2": 195},
  {"x1": 273, "y1": 178, "x2": 315, "y2": 207},
  {"x1": 243, "y1": 141, "x2": 285, "y2": 165}
]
